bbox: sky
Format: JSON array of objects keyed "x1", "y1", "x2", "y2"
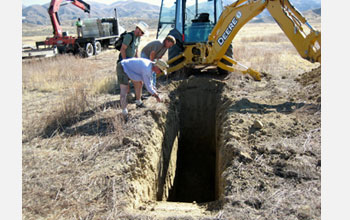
[
  {"x1": 22, "y1": 0, "x2": 322, "y2": 7},
  {"x1": 22, "y1": 0, "x2": 160, "y2": 6}
]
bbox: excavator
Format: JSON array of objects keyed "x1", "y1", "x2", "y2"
[{"x1": 156, "y1": 0, "x2": 321, "y2": 80}]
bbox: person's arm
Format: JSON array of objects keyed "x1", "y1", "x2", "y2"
[
  {"x1": 120, "y1": 44, "x2": 128, "y2": 60},
  {"x1": 149, "y1": 51, "x2": 156, "y2": 61},
  {"x1": 135, "y1": 48, "x2": 139, "y2": 58},
  {"x1": 120, "y1": 34, "x2": 132, "y2": 60},
  {"x1": 142, "y1": 71, "x2": 158, "y2": 96},
  {"x1": 152, "y1": 93, "x2": 161, "y2": 102}
]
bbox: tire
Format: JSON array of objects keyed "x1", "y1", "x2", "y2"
[
  {"x1": 85, "y1": 43, "x2": 94, "y2": 57},
  {"x1": 57, "y1": 45, "x2": 66, "y2": 54},
  {"x1": 94, "y1": 41, "x2": 102, "y2": 55}
]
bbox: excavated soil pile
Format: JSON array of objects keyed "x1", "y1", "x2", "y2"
[
  {"x1": 295, "y1": 66, "x2": 321, "y2": 103},
  {"x1": 116, "y1": 69, "x2": 321, "y2": 219}
]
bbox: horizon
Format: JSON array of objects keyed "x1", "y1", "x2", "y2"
[
  {"x1": 22, "y1": 0, "x2": 160, "y2": 7},
  {"x1": 22, "y1": 0, "x2": 321, "y2": 7}
]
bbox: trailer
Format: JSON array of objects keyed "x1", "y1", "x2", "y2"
[{"x1": 22, "y1": 45, "x2": 57, "y2": 59}]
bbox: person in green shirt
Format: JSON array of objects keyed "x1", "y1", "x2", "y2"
[
  {"x1": 76, "y1": 18, "x2": 83, "y2": 38},
  {"x1": 117, "y1": 21, "x2": 149, "y2": 63}
]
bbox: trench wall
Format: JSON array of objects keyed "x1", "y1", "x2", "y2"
[{"x1": 128, "y1": 77, "x2": 228, "y2": 206}]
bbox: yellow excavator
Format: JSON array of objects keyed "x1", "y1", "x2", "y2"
[{"x1": 156, "y1": 0, "x2": 321, "y2": 80}]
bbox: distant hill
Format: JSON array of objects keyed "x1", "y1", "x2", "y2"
[
  {"x1": 22, "y1": 0, "x2": 160, "y2": 26},
  {"x1": 283, "y1": 0, "x2": 321, "y2": 12},
  {"x1": 223, "y1": 0, "x2": 321, "y2": 12},
  {"x1": 22, "y1": 0, "x2": 321, "y2": 26},
  {"x1": 22, "y1": 4, "x2": 51, "y2": 25},
  {"x1": 251, "y1": 7, "x2": 321, "y2": 24}
]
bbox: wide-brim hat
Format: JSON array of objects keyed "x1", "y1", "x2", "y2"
[
  {"x1": 135, "y1": 21, "x2": 149, "y2": 35},
  {"x1": 153, "y1": 59, "x2": 169, "y2": 75}
]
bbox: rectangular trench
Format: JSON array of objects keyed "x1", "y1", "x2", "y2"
[{"x1": 155, "y1": 78, "x2": 224, "y2": 204}]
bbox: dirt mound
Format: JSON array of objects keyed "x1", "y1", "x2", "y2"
[
  {"x1": 296, "y1": 66, "x2": 321, "y2": 86},
  {"x1": 295, "y1": 66, "x2": 321, "y2": 103}
]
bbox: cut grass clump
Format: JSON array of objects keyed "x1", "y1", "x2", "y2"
[
  {"x1": 92, "y1": 76, "x2": 118, "y2": 94},
  {"x1": 41, "y1": 85, "x2": 89, "y2": 137}
]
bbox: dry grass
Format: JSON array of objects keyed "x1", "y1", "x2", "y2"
[
  {"x1": 240, "y1": 33, "x2": 288, "y2": 43},
  {"x1": 22, "y1": 134, "x2": 129, "y2": 219},
  {"x1": 21, "y1": 24, "x2": 171, "y2": 219},
  {"x1": 22, "y1": 24, "x2": 76, "y2": 37},
  {"x1": 231, "y1": 23, "x2": 319, "y2": 75},
  {"x1": 40, "y1": 85, "x2": 89, "y2": 137},
  {"x1": 23, "y1": 55, "x2": 96, "y2": 92},
  {"x1": 22, "y1": 54, "x2": 128, "y2": 217},
  {"x1": 22, "y1": 53, "x2": 120, "y2": 141},
  {"x1": 92, "y1": 76, "x2": 118, "y2": 95}
]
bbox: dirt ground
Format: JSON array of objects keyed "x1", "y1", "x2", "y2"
[
  {"x1": 22, "y1": 31, "x2": 321, "y2": 219},
  {"x1": 105, "y1": 65, "x2": 321, "y2": 220}
]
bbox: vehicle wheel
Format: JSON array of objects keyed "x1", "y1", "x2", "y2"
[
  {"x1": 94, "y1": 41, "x2": 102, "y2": 55},
  {"x1": 57, "y1": 45, "x2": 66, "y2": 54},
  {"x1": 218, "y1": 44, "x2": 233, "y2": 75},
  {"x1": 85, "y1": 43, "x2": 94, "y2": 57}
]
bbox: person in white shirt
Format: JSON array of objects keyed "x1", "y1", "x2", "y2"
[{"x1": 116, "y1": 58, "x2": 169, "y2": 119}]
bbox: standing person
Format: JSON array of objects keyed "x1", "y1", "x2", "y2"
[
  {"x1": 76, "y1": 18, "x2": 83, "y2": 38},
  {"x1": 117, "y1": 21, "x2": 149, "y2": 63},
  {"x1": 140, "y1": 35, "x2": 176, "y2": 87},
  {"x1": 116, "y1": 58, "x2": 169, "y2": 120}
]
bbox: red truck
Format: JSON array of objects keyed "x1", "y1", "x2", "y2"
[{"x1": 33, "y1": 0, "x2": 122, "y2": 57}]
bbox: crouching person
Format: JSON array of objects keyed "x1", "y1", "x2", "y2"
[{"x1": 116, "y1": 57, "x2": 169, "y2": 120}]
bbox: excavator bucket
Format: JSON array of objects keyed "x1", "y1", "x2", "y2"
[
  {"x1": 220, "y1": 55, "x2": 261, "y2": 81},
  {"x1": 244, "y1": 68, "x2": 261, "y2": 81}
]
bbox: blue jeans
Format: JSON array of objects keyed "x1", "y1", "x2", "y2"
[{"x1": 141, "y1": 52, "x2": 156, "y2": 87}]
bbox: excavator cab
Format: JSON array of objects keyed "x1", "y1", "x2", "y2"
[{"x1": 157, "y1": 0, "x2": 224, "y2": 59}]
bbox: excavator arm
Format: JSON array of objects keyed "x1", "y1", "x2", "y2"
[
  {"x1": 167, "y1": 0, "x2": 321, "y2": 80},
  {"x1": 266, "y1": 0, "x2": 320, "y2": 63},
  {"x1": 48, "y1": 0, "x2": 90, "y2": 37}
]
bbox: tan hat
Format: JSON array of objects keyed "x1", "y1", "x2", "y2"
[
  {"x1": 135, "y1": 21, "x2": 149, "y2": 35},
  {"x1": 165, "y1": 35, "x2": 176, "y2": 44},
  {"x1": 153, "y1": 59, "x2": 169, "y2": 75}
]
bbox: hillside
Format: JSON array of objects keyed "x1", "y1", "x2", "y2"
[
  {"x1": 252, "y1": 7, "x2": 321, "y2": 24},
  {"x1": 22, "y1": 0, "x2": 321, "y2": 26},
  {"x1": 22, "y1": 0, "x2": 160, "y2": 25}
]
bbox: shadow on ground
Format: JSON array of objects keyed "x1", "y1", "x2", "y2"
[
  {"x1": 41, "y1": 100, "x2": 120, "y2": 138},
  {"x1": 227, "y1": 98, "x2": 320, "y2": 115}
]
